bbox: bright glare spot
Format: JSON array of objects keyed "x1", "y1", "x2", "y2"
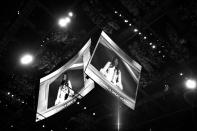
[
  {"x1": 59, "y1": 18, "x2": 66, "y2": 27},
  {"x1": 68, "y1": 12, "x2": 73, "y2": 17},
  {"x1": 115, "y1": 11, "x2": 118, "y2": 14},
  {"x1": 93, "y1": 113, "x2": 96, "y2": 116},
  {"x1": 138, "y1": 32, "x2": 142, "y2": 35},
  {"x1": 117, "y1": 111, "x2": 120, "y2": 131},
  {"x1": 180, "y1": 73, "x2": 183, "y2": 76},
  {"x1": 143, "y1": 36, "x2": 147, "y2": 39},
  {"x1": 65, "y1": 17, "x2": 71, "y2": 23},
  {"x1": 158, "y1": 50, "x2": 161, "y2": 53},
  {"x1": 77, "y1": 101, "x2": 80, "y2": 105},
  {"x1": 149, "y1": 42, "x2": 152, "y2": 45},
  {"x1": 7, "y1": 92, "x2": 10, "y2": 95},
  {"x1": 84, "y1": 107, "x2": 87, "y2": 110},
  {"x1": 185, "y1": 79, "x2": 196, "y2": 89},
  {"x1": 129, "y1": 23, "x2": 132, "y2": 26},
  {"x1": 117, "y1": 122, "x2": 120, "y2": 131},
  {"x1": 42, "y1": 125, "x2": 45, "y2": 128},
  {"x1": 58, "y1": 17, "x2": 71, "y2": 27},
  {"x1": 10, "y1": 125, "x2": 13, "y2": 128},
  {"x1": 11, "y1": 95, "x2": 14, "y2": 97},
  {"x1": 119, "y1": 14, "x2": 122, "y2": 17},
  {"x1": 152, "y1": 45, "x2": 156, "y2": 49},
  {"x1": 163, "y1": 55, "x2": 165, "y2": 58},
  {"x1": 20, "y1": 54, "x2": 33, "y2": 65},
  {"x1": 124, "y1": 19, "x2": 128, "y2": 23},
  {"x1": 133, "y1": 28, "x2": 138, "y2": 32}
]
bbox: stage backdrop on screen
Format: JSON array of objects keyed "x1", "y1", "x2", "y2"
[
  {"x1": 85, "y1": 31, "x2": 142, "y2": 109},
  {"x1": 36, "y1": 39, "x2": 94, "y2": 121}
]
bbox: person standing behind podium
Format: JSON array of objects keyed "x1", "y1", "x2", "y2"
[
  {"x1": 100, "y1": 57, "x2": 123, "y2": 90},
  {"x1": 55, "y1": 72, "x2": 74, "y2": 105}
]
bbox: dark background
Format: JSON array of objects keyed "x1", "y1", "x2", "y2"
[{"x1": 0, "y1": 0, "x2": 197, "y2": 131}]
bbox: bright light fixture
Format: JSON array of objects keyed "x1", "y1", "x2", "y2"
[
  {"x1": 68, "y1": 12, "x2": 73, "y2": 17},
  {"x1": 20, "y1": 54, "x2": 33, "y2": 65},
  {"x1": 133, "y1": 28, "x2": 138, "y2": 32},
  {"x1": 185, "y1": 79, "x2": 196, "y2": 89},
  {"x1": 152, "y1": 45, "x2": 156, "y2": 49},
  {"x1": 58, "y1": 17, "x2": 71, "y2": 27},
  {"x1": 124, "y1": 19, "x2": 128, "y2": 23}
]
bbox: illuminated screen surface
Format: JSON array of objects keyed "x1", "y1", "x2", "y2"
[
  {"x1": 85, "y1": 32, "x2": 142, "y2": 109},
  {"x1": 36, "y1": 39, "x2": 94, "y2": 121}
]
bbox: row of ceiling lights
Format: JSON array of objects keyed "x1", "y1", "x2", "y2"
[{"x1": 114, "y1": 10, "x2": 166, "y2": 59}]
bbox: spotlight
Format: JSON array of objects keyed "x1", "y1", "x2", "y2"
[
  {"x1": 58, "y1": 17, "x2": 71, "y2": 27},
  {"x1": 77, "y1": 101, "x2": 80, "y2": 105},
  {"x1": 119, "y1": 14, "x2": 122, "y2": 17},
  {"x1": 93, "y1": 113, "x2": 96, "y2": 116},
  {"x1": 138, "y1": 32, "x2": 142, "y2": 35},
  {"x1": 152, "y1": 45, "x2": 156, "y2": 49},
  {"x1": 7, "y1": 92, "x2": 10, "y2": 95},
  {"x1": 129, "y1": 23, "x2": 132, "y2": 26},
  {"x1": 124, "y1": 19, "x2": 128, "y2": 23},
  {"x1": 149, "y1": 42, "x2": 152, "y2": 45},
  {"x1": 180, "y1": 73, "x2": 183, "y2": 76},
  {"x1": 20, "y1": 54, "x2": 34, "y2": 65},
  {"x1": 115, "y1": 11, "x2": 118, "y2": 14},
  {"x1": 133, "y1": 28, "x2": 138, "y2": 32},
  {"x1": 83, "y1": 107, "x2": 87, "y2": 110},
  {"x1": 68, "y1": 12, "x2": 73, "y2": 17},
  {"x1": 59, "y1": 18, "x2": 66, "y2": 27},
  {"x1": 185, "y1": 79, "x2": 196, "y2": 89},
  {"x1": 143, "y1": 36, "x2": 147, "y2": 39}
]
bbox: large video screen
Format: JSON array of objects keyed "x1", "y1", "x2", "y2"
[
  {"x1": 36, "y1": 39, "x2": 94, "y2": 121},
  {"x1": 85, "y1": 32, "x2": 142, "y2": 109}
]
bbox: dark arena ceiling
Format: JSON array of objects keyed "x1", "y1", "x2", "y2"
[{"x1": 0, "y1": 0, "x2": 197, "y2": 131}]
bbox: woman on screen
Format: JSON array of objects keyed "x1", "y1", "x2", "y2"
[
  {"x1": 55, "y1": 72, "x2": 74, "y2": 105},
  {"x1": 100, "y1": 57, "x2": 123, "y2": 90}
]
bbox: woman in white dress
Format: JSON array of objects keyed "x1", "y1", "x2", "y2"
[
  {"x1": 100, "y1": 57, "x2": 123, "y2": 90},
  {"x1": 55, "y1": 73, "x2": 74, "y2": 105}
]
